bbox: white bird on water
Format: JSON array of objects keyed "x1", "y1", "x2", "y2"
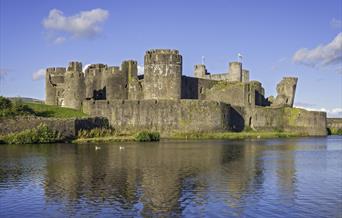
[
  {"x1": 119, "y1": 146, "x2": 125, "y2": 150},
  {"x1": 95, "y1": 146, "x2": 101, "y2": 150}
]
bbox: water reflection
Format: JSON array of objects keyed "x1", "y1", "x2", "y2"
[{"x1": 0, "y1": 137, "x2": 341, "y2": 217}]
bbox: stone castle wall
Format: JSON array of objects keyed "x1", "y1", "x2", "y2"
[
  {"x1": 0, "y1": 116, "x2": 109, "y2": 139},
  {"x1": 243, "y1": 107, "x2": 327, "y2": 136},
  {"x1": 83, "y1": 99, "x2": 231, "y2": 134},
  {"x1": 44, "y1": 48, "x2": 327, "y2": 136}
]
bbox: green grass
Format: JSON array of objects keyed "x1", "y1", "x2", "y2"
[
  {"x1": 24, "y1": 102, "x2": 87, "y2": 118},
  {"x1": 73, "y1": 135, "x2": 135, "y2": 144},
  {"x1": 327, "y1": 128, "x2": 342, "y2": 135},
  {"x1": 168, "y1": 131, "x2": 305, "y2": 140},
  {"x1": 134, "y1": 131, "x2": 160, "y2": 142},
  {"x1": 0, "y1": 123, "x2": 60, "y2": 144},
  {"x1": 74, "y1": 131, "x2": 161, "y2": 144}
]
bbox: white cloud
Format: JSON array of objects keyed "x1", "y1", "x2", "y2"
[
  {"x1": 53, "y1": 36, "x2": 66, "y2": 44},
  {"x1": 138, "y1": 65, "x2": 144, "y2": 75},
  {"x1": 293, "y1": 33, "x2": 342, "y2": 71},
  {"x1": 83, "y1": 64, "x2": 91, "y2": 72},
  {"x1": 32, "y1": 68, "x2": 46, "y2": 81},
  {"x1": 42, "y1": 8, "x2": 109, "y2": 42},
  {"x1": 330, "y1": 18, "x2": 342, "y2": 29}
]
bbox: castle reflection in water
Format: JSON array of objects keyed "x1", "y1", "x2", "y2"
[{"x1": 0, "y1": 140, "x2": 306, "y2": 217}]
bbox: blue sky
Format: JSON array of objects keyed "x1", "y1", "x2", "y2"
[{"x1": 0, "y1": 0, "x2": 341, "y2": 117}]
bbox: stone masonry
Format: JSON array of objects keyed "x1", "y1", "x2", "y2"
[{"x1": 45, "y1": 49, "x2": 327, "y2": 136}]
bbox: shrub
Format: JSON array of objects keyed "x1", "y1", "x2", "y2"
[
  {"x1": 135, "y1": 131, "x2": 160, "y2": 142},
  {"x1": 0, "y1": 96, "x2": 35, "y2": 117},
  {"x1": 1, "y1": 123, "x2": 59, "y2": 144},
  {"x1": 77, "y1": 128, "x2": 116, "y2": 138}
]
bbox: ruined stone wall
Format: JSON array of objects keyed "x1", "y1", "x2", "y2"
[
  {"x1": 106, "y1": 66, "x2": 128, "y2": 100},
  {"x1": 327, "y1": 118, "x2": 342, "y2": 129},
  {"x1": 181, "y1": 76, "x2": 218, "y2": 99},
  {"x1": 128, "y1": 79, "x2": 144, "y2": 100},
  {"x1": 203, "y1": 81, "x2": 246, "y2": 106},
  {"x1": 83, "y1": 99, "x2": 230, "y2": 134},
  {"x1": 85, "y1": 64, "x2": 109, "y2": 100},
  {"x1": 272, "y1": 77, "x2": 298, "y2": 107},
  {"x1": 143, "y1": 49, "x2": 182, "y2": 99},
  {"x1": 243, "y1": 107, "x2": 327, "y2": 136},
  {"x1": 0, "y1": 116, "x2": 109, "y2": 139},
  {"x1": 45, "y1": 67, "x2": 66, "y2": 106},
  {"x1": 84, "y1": 64, "x2": 129, "y2": 101},
  {"x1": 283, "y1": 107, "x2": 326, "y2": 136}
]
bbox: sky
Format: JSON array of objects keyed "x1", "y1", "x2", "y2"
[{"x1": 0, "y1": 0, "x2": 341, "y2": 117}]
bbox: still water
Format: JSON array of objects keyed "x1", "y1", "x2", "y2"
[{"x1": 0, "y1": 136, "x2": 341, "y2": 217}]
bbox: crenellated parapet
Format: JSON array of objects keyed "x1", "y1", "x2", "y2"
[{"x1": 144, "y1": 49, "x2": 182, "y2": 65}]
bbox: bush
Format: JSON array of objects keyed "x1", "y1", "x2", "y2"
[
  {"x1": 135, "y1": 131, "x2": 160, "y2": 142},
  {"x1": 1, "y1": 123, "x2": 60, "y2": 144},
  {"x1": 77, "y1": 128, "x2": 116, "y2": 138},
  {"x1": 0, "y1": 96, "x2": 35, "y2": 117}
]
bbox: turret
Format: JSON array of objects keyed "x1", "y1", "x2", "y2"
[
  {"x1": 121, "y1": 60, "x2": 138, "y2": 82},
  {"x1": 242, "y1": 69, "x2": 249, "y2": 83},
  {"x1": 143, "y1": 49, "x2": 182, "y2": 99},
  {"x1": 194, "y1": 64, "x2": 209, "y2": 78},
  {"x1": 63, "y1": 61, "x2": 85, "y2": 110},
  {"x1": 45, "y1": 67, "x2": 66, "y2": 106},
  {"x1": 228, "y1": 62, "x2": 242, "y2": 82}
]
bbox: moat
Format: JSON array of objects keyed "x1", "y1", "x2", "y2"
[{"x1": 1, "y1": 137, "x2": 341, "y2": 217}]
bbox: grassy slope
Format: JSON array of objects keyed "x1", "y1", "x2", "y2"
[
  {"x1": 168, "y1": 131, "x2": 305, "y2": 140},
  {"x1": 73, "y1": 131, "x2": 306, "y2": 144},
  {"x1": 24, "y1": 102, "x2": 87, "y2": 118}
]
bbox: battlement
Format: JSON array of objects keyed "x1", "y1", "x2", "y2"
[
  {"x1": 146, "y1": 49, "x2": 179, "y2": 55},
  {"x1": 144, "y1": 49, "x2": 182, "y2": 65},
  {"x1": 282, "y1": 77, "x2": 298, "y2": 84},
  {"x1": 107, "y1": 66, "x2": 121, "y2": 73},
  {"x1": 67, "y1": 61, "x2": 82, "y2": 72},
  {"x1": 46, "y1": 67, "x2": 66, "y2": 74}
]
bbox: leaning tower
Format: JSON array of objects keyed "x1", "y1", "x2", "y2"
[{"x1": 143, "y1": 49, "x2": 182, "y2": 100}]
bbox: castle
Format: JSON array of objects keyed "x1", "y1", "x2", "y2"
[{"x1": 46, "y1": 49, "x2": 327, "y2": 136}]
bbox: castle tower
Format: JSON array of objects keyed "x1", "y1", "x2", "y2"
[
  {"x1": 84, "y1": 64, "x2": 107, "y2": 100},
  {"x1": 194, "y1": 64, "x2": 208, "y2": 78},
  {"x1": 106, "y1": 66, "x2": 128, "y2": 100},
  {"x1": 143, "y1": 49, "x2": 182, "y2": 100},
  {"x1": 45, "y1": 67, "x2": 66, "y2": 106},
  {"x1": 121, "y1": 60, "x2": 137, "y2": 82},
  {"x1": 63, "y1": 61, "x2": 85, "y2": 110},
  {"x1": 229, "y1": 62, "x2": 242, "y2": 82},
  {"x1": 242, "y1": 69, "x2": 249, "y2": 83}
]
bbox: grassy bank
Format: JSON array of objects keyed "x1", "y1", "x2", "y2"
[
  {"x1": 24, "y1": 102, "x2": 87, "y2": 118},
  {"x1": 167, "y1": 131, "x2": 306, "y2": 140},
  {"x1": 73, "y1": 131, "x2": 304, "y2": 144},
  {"x1": 0, "y1": 124, "x2": 60, "y2": 144},
  {"x1": 0, "y1": 96, "x2": 87, "y2": 118},
  {"x1": 327, "y1": 128, "x2": 342, "y2": 135},
  {"x1": 73, "y1": 129, "x2": 160, "y2": 144}
]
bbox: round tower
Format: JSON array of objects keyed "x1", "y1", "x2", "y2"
[
  {"x1": 229, "y1": 62, "x2": 242, "y2": 82},
  {"x1": 143, "y1": 49, "x2": 182, "y2": 99},
  {"x1": 63, "y1": 61, "x2": 85, "y2": 110}
]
